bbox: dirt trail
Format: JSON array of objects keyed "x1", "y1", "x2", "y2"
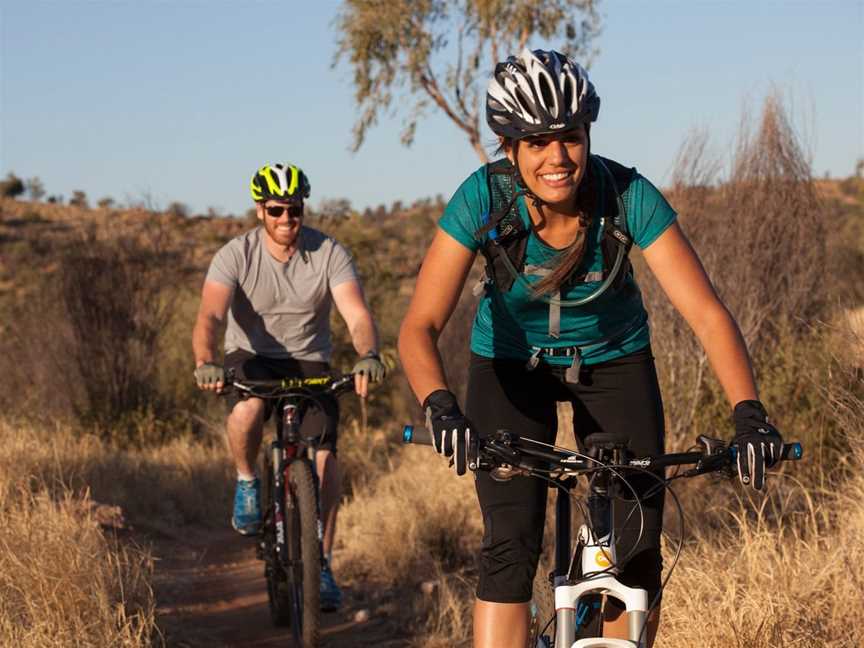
[{"x1": 152, "y1": 526, "x2": 412, "y2": 647}]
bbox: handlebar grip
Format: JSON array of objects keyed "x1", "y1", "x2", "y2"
[
  {"x1": 402, "y1": 424, "x2": 434, "y2": 446},
  {"x1": 781, "y1": 442, "x2": 803, "y2": 460},
  {"x1": 730, "y1": 442, "x2": 803, "y2": 462}
]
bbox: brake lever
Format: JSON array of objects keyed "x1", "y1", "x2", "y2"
[{"x1": 694, "y1": 435, "x2": 735, "y2": 479}]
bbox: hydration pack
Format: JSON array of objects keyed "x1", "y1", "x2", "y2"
[{"x1": 477, "y1": 154, "x2": 637, "y2": 304}]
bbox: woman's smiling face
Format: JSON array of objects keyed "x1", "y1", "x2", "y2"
[{"x1": 506, "y1": 124, "x2": 589, "y2": 210}]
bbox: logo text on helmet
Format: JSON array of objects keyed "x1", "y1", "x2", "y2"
[{"x1": 549, "y1": 123, "x2": 565, "y2": 129}]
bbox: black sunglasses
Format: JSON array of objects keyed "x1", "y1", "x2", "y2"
[{"x1": 265, "y1": 204, "x2": 303, "y2": 218}]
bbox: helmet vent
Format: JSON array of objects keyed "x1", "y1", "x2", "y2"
[{"x1": 537, "y1": 74, "x2": 556, "y2": 119}]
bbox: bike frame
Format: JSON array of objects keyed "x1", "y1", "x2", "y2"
[
  {"x1": 227, "y1": 372, "x2": 354, "y2": 641},
  {"x1": 269, "y1": 400, "x2": 322, "y2": 591}
]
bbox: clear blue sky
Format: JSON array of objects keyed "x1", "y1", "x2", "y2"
[{"x1": 1, "y1": 1, "x2": 862, "y2": 216}]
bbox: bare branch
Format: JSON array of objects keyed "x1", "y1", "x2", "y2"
[{"x1": 335, "y1": 0, "x2": 601, "y2": 162}]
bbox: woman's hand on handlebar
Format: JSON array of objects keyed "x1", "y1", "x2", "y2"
[
  {"x1": 732, "y1": 400, "x2": 784, "y2": 491},
  {"x1": 424, "y1": 389, "x2": 473, "y2": 476}
]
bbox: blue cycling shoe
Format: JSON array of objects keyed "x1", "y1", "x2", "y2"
[
  {"x1": 231, "y1": 477, "x2": 261, "y2": 536},
  {"x1": 320, "y1": 559, "x2": 342, "y2": 612}
]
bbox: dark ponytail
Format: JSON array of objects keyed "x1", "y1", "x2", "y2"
[{"x1": 530, "y1": 159, "x2": 595, "y2": 297}]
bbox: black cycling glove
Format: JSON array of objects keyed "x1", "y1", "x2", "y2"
[
  {"x1": 423, "y1": 389, "x2": 473, "y2": 476},
  {"x1": 732, "y1": 400, "x2": 783, "y2": 491}
]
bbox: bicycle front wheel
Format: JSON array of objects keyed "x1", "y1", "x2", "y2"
[{"x1": 285, "y1": 460, "x2": 321, "y2": 647}]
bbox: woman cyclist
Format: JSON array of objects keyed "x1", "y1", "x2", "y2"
[{"x1": 397, "y1": 48, "x2": 783, "y2": 648}]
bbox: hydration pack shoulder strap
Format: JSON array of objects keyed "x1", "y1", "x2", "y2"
[
  {"x1": 477, "y1": 159, "x2": 530, "y2": 293},
  {"x1": 594, "y1": 156, "x2": 636, "y2": 291}
]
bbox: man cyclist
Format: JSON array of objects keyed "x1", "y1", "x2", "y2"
[{"x1": 192, "y1": 162, "x2": 386, "y2": 611}]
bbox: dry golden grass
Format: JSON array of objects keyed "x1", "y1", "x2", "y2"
[
  {"x1": 335, "y1": 444, "x2": 480, "y2": 586},
  {"x1": 0, "y1": 423, "x2": 155, "y2": 646},
  {"x1": 417, "y1": 568, "x2": 475, "y2": 648},
  {"x1": 336, "y1": 438, "x2": 482, "y2": 648},
  {"x1": 659, "y1": 476, "x2": 864, "y2": 648},
  {"x1": 0, "y1": 419, "x2": 233, "y2": 532},
  {"x1": 0, "y1": 418, "x2": 234, "y2": 646}
]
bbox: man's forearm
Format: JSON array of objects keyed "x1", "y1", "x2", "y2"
[
  {"x1": 349, "y1": 314, "x2": 379, "y2": 356},
  {"x1": 192, "y1": 317, "x2": 223, "y2": 366}
]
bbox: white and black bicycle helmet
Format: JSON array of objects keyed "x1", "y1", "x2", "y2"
[{"x1": 486, "y1": 48, "x2": 600, "y2": 140}]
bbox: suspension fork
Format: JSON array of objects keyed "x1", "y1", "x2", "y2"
[
  {"x1": 554, "y1": 448, "x2": 622, "y2": 648},
  {"x1": 553, "y1": 484, "x2": 576, "y2": 648}
]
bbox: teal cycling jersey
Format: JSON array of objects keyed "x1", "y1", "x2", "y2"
[{"x1": 438, "y1": 157, "x2": 677, "y2": 366}]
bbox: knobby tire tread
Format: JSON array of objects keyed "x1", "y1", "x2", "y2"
[
  {"x1": 288, "y1": 460, "x2": 321, "y2": 647},
  {"x1": 263, "y1": 454, "x2": 292, "y2": 627}
]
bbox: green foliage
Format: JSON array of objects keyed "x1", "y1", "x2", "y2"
[
  {"x1": 25, "y1": 177, "x2": 45, "y2": 201},
  {"x1": 0, "y1": 172, "x2": 25, "y2": 198},
  {"x1": 69, "y1": 190, "x2": 89, "y2": 208},
  {"x1": 166, "y1": 201, "x2": 189, "y2": 218},
  {"x1": 334, "y1": 0, "x2": 601, "y2": 161}
]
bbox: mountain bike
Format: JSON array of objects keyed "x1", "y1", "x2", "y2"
[
  {"x1": 226, "y1": 371, "x2": 355, "y2": 648},
  {"x1": 402, "y1": 425, "x2": 802, "y2": 647}
]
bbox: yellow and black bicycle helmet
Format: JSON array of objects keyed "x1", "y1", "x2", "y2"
[{"x1": 250, "y1": 163, "x2": 311, "y2": 202}]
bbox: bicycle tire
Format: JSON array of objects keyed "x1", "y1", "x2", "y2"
[
  {"x1": 262, "y1": 453, "x2": 292, "y2": 627},
  {"x1": 286, "y1": 460, "x2": 321, "y2": 647}
]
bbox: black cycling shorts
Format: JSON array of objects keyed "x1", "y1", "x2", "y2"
[
  {"x1": 466, "y1": 346, "x2": 666, "y2": 603},
  {"x1": 224, "y1": 350, "x2": 340, "y2": 453}
]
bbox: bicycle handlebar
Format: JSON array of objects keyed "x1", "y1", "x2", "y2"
[
  {"x1": 224, "y1": 372, "x2": 356, "y2": 399},
  {"x1": 401, "y1": 424, "x2": 803, "y2": 477}
]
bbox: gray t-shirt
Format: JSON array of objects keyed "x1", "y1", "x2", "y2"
[{"x1": 206, "y1": 225, "x2": 358, "y2": 361}]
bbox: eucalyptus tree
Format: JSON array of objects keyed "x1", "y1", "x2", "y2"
[{"x1": 335, "y1": 0, "x2": 601, "y2": 163}]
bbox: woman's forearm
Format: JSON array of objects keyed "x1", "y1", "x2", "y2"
[
  {"x1": 398, "y1": 319, "x2": 451, "y2": 405},
  {"x1": 691, "y1": 303, "x2": 759, "y2": 408}
]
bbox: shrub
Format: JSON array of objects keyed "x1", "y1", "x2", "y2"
[
  {"x1": 25, "y1": 177, "x2": 45, "y2": 201},
  {"x1": 0, "y1": 172, "x2": 24, "y2": 198},
  {"x1": 166, "y1": 201, "x2": 189, "y2": 218},
  {"x1": 69, "y1": 190, "x2": 89, "y2": 208},
  {"x1": 640, "y1": 93, "x2": 832, "y2": 445},
  {"x1": 55, "y1": 226, "x2": 185, "y2": 439}
]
